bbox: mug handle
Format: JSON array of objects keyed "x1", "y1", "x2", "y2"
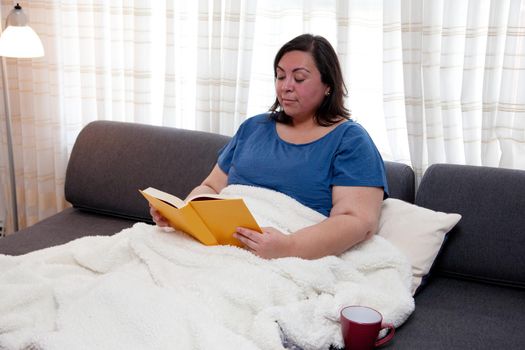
[{"x1": 375, "y1": 322, "x2": 395, "y2": 347}]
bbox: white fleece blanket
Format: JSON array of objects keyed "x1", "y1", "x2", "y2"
[{"x1": 0, "y1": 185, "x2": 414, "y2": 350}]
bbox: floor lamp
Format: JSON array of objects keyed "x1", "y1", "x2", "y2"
[{"x1": 0, "y1": 3, "x2": 44, "y2": 232}]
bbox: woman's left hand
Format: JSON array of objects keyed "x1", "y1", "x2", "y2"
[{"x1": 233, "y1": 226, "x2": 294, "y2": 259}]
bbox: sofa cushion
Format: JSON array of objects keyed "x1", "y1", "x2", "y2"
[
  {"x1": 416, "y1": 164, "x2": 525, "y2": 288},
  {"x1": 65, "y1": 121, "x2": 231, "y2": 222},
  {"x1": 0, "y1": 208, "x2": 137, "y2": 256},
  {"x1": 380, "y1": 277, "x2": 525, "y2": 350},
  {"x1": 378, "y1": 198, "x2": 461, "y2": 294}
]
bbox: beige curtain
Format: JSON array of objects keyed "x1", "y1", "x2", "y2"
[
  {"x1": 335, "y1": 0, "x2": 525, "y2": 179},
  {"x1": 0, "y1": 0, "x2": 524, "y2": 234},
  {"x1": 396, "y1": 0, "x2": 525, "y2": 178}
]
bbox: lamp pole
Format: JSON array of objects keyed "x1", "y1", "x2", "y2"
[
  {"x1": 1, "y1": 54, "x2": 17, "y2": 232},
  {"x1": 0, "y1": 3, "x2": 44, "y2": 233}
]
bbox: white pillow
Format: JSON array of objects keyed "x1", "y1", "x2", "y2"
[{"x1": 377, "y1": 198, "x2": 462, "y2": 295}]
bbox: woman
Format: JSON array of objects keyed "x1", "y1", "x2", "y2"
[{"x1": 151, "y1": 34, "x2": 388, "y2": 260}]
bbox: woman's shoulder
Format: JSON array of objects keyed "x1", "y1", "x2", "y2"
[
  {"x1": 233, "y1": 113, "x2": 275, "y2": 139},
  {"x1": 331, "y1": 119, "x2": 377, "y2": 148},
  {"x1": 238, "y1": 113, "x2": 274, "y2": 130},
  {"x1": 333, "y1": 119, "x2": 370, "y2": 137},
  {"x1": 336, "y1": 118, "x2": 361, "y2": 130}
]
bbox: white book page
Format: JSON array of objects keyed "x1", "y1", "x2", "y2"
[{"x1": 142, "y1": 187, "x2": 185, "y2": 208}]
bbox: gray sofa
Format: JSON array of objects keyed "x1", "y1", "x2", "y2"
[{"x1": 0, "y1": 120, "x2": 523, "y2": 349}]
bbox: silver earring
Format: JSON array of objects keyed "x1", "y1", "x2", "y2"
[{"x1": 325, "y1": 90, "x2": 331, "y2": 96}]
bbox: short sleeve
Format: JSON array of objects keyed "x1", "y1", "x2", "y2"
[
  {"x1": 332, "y1": 126, "x2": 389, "y2": 195},
  {"x1": 217, "y1": 134, "x2": 238, "y2": 174},
  {"x1": 217, "y1": 118, "x2": 254, "y2": 174}
]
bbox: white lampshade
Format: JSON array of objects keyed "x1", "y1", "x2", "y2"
[
  {"x1": 0, "y1": 3, "x2": 44, "y2": 58},
  {"x1": 0, "y1": 25, "x2": 44, "y2": 58}
]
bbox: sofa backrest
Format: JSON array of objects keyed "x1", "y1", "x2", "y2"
[
  {"x1": 384, "y1": 161, "x2": 415, "y2": 203},
  {"x1": 65, "y1": 121, "x2": 230, "y2": 222},
  {"x1": 416, "y1": 163, "x2": 525, "y2": 288},
  {"x1": 65, "y1": 120, "x2": 415, "y2": 223}
]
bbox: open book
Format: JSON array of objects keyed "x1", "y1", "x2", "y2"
[{"x1": 139, "y1": 187, "x2": 262, "y2": 247}]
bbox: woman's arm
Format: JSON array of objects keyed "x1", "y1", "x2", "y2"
[
  {"x1": 234, "y1": 185, "x2": 384, "y2": 259},
  {"x1": 150, "y1": 164, "x2": 228, "y2": 226},
  {"x1": 289, "y1": 186, "x2": 383, "y2": 258},
  {"x1": 185, "y1": 164, "x2": 229, "y2": 198}
]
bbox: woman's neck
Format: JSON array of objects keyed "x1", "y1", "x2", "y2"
[{"x1": 276, "y1": 116, "x2": 345, "y2": 144}]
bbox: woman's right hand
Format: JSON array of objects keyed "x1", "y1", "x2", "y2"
[{"x1": 149, "y1": 204, "x2": 169, "y2": 227}]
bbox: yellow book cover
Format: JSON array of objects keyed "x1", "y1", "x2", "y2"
[{"x1": 139, "y1": 187, "x2": 262, "y2": 247}]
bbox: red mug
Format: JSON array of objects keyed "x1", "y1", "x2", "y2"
[{"x1": 340, "y1": 305, "x2": 395, "y2": 350}]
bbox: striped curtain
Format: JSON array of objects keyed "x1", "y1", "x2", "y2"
[
  {"x1": 396, "y1": 0, "x2": 525, "y2": 178},
  {"x1": 0, "y1": 0, "x2": 524, "y2": 233}
]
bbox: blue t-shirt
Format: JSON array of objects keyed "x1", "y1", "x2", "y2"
[{"x1": 217, "y1": 113, "x2": 388, "y2": 216}]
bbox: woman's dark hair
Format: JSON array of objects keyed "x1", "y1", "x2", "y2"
[{"x1": 269, "y1": 34, "x2": 350, "y2": 126}]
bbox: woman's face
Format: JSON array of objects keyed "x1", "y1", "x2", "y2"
[{"x1": 275, "y1": 50, "x2": 330, "y2": 122}]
